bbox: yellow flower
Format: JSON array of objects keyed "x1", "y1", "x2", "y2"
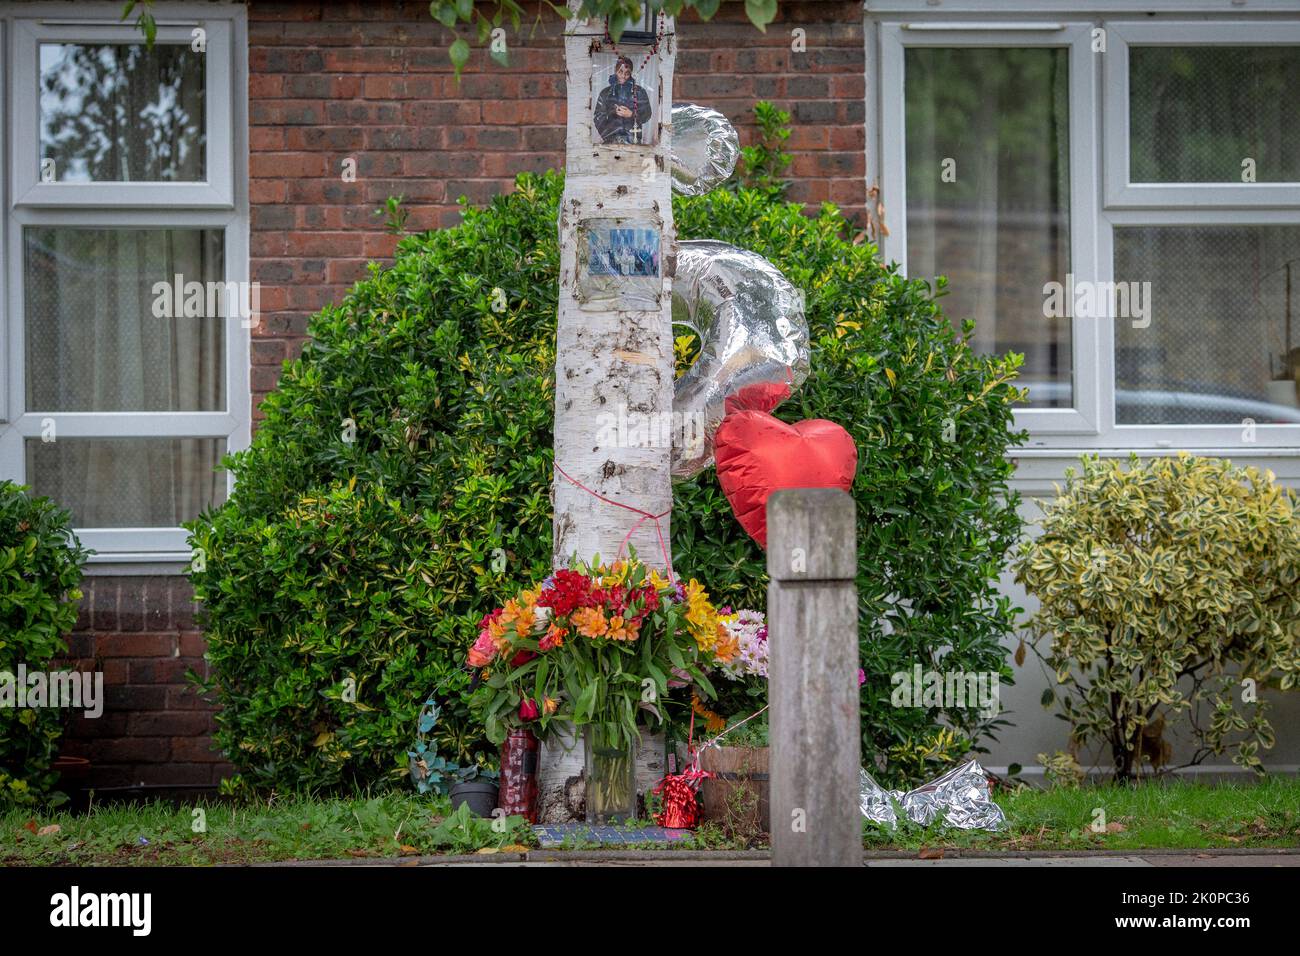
[
  {"x1": 683, "y1": 579, "x2": 721, "y2": 653},
  {"x1": 543, "y1": 697, "x2": 559, "y2": 715},
  {"x1": 572, "y1": 606, "x2": 608, "y2": 638}
]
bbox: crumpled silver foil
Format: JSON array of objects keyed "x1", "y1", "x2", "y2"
[
  {"x1": 860, "y1": 760, "x2": 1006, "y2": 831},
  {"x1": 670, "y1": 103, "x2": 740, "y2": 196},
  {"x1": 670, "y1": 240, "x2": 810, "y2": 479}
]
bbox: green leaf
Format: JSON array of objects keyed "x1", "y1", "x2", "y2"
[
  {"x1": 448, "y1": 37, "x2": 471, "y2": 75},
  {"x1": 743, "y1": 0, "x2": 777, "y2": 32},
  {"x1": 432, "y1": 1, "x2": 459, "y2": 27},
  {"x1": 1040, "y1": 687, "x2": 1056, "y2": 708}
]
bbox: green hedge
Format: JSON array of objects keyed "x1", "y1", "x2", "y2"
[
  {"x1": 0, "y1": 481, "x2": 88, "y2": 808},
  {"x1": 189, "y1": 171, "x2": 1025, "y2": 793}
]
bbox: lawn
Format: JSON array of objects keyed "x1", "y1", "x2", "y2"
[{"x1": 1, "y1": 778, "x2": 1296, "y2": 865}]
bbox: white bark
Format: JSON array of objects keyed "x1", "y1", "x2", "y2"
[
  {"x1": 552, "y1": 9, "x2": 676, "y2": 571},
  {"x1": 541, "y1": 7, "x2": 677, "y2": 822}
]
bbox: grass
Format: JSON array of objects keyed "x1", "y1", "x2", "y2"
[
  {"x1": 865, "y1": 777, "x2": 1300, "y2": 852},
  {"x1": 1, "y1": 778, "x2": 1296, "y2": 865},
  {"x1": 0, "y1": 792, "x2": 536, "y2": 866}
]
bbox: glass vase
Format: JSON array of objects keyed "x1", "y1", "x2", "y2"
[
  {"x1": 498, "y1": 727, "x2": 540, "y2": 823},
  {"x1": 583, "y1": 726, "x2": 636, "y2": 824}
]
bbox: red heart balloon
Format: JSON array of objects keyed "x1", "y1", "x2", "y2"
[{"x1": 714, "y1": 410, "x2": 858, "y2": 549}]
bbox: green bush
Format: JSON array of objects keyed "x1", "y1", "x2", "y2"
[
  {"x1": 190, "y1": 170, "x2": 1025, "y2": 794},
  {"x1": 1014, "y1": 454, "x2": 1300, "y2": 778},
  {"x1": 0, "y1": 481, "x2": 89, "y2": 808}
]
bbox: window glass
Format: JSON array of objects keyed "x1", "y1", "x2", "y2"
[
  {"x1": 25, "y1": 438, "x2": 227, "y2": 527},
  {"x1": 905, "y1": 47, "x2": 1073, "y2": 408},
  {"x1": 39, "y1": 42, "x2": 206, "y2": 182},
  {"x1": 1129, "y1": 46, "x2": 1300, "y2": 183},
  {"x1": 1114, "y1": 225, "x2": 1300, "y2": 425},
  {"x1": 25, "y1": 227, "x2": 226, "y2": 412}
]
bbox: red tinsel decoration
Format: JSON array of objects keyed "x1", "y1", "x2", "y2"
[{"x1": 652, "y1": 768, "x2": 709, "y2": 830}]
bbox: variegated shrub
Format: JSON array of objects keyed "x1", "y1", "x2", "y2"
[{"x1": 1015, "y1": 454, "x2": 1300, "y2": 779}]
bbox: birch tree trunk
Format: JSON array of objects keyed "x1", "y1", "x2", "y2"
[{"x1": 540, "y1": 5, "x2": 677, "y2": 821}]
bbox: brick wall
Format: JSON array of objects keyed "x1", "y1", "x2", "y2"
[
  {"x1": 59, "y1": 0, "x2": 865, "y2": 793},
  {"x1": 59, "y1": 578, "x2": 233, "y2": 795},
  {"x1": 248, "y1": 0, "x2": 866, "y2": 415}
]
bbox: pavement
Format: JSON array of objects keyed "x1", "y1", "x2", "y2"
[{"x1": 272, "y1": 848, "x2": 1300, "y2": 867}]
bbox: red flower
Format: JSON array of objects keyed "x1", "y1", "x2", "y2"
[
  {"x1": 510, "y1": 649, "x2": 537, "y2": 668},
  {"x1": 519, "y1": 698, "x2": 540, "y2": 721},
  {"x1": 537, "y1": 569, "x2": 596, "y2": 616}
]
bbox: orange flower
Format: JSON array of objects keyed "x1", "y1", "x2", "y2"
[
  {"x1": 540, "y1": 624, "x2": 567, "y2": 652},
  {"x1": 543, "y1": 696, "x2": 559, "y2": 715},
  {"x1": 606, "y1": 615, "x2": 640, "y2": 642},
  {"x1": 572, "y1": 606, "x2": 608, "y2": 638},
  {"x1": 713, "y1": 624, "x2": 739, "y2": 663},
  {"x1": 692, "y1": 693, "x2": 725, "y2": 733}
]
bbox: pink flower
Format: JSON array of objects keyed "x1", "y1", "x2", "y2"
[
  {"x1": 467, "y1": 632, "x2": 496, "y2": 668},
  {"x1": 519, "y1": 698, "x2": 540, "y2": 721},
  {"x1": 858, "y1": 668, "x2": 866, "y2": 687}
]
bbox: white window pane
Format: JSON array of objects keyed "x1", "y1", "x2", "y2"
[
  {"x1": 1114, "y1": 226, "x2": 1300, "y2": 425},
  {"x1": 25, "y1": 438, "x2": 227, "y2": 528},
  {"x1": 40, "y1": 42, "x2": 206, "y2": 183},
  {"x1": 25, "y1": 227, "x2": 226, "y2": 412},
  {"x1": 1129, "y1": 46, "x2": 1300, "y2": 184},
  {"x1": 905, "y1": 47, "x2": 1073, "y2": 408}
]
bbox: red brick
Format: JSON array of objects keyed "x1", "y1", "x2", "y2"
[
  {"x1": 129, "y1": 658, "x2": 194, "y2": 684},
  {"x1": 98, "y1": 738, "x2": 171, "y2": 763},
  {"x1": 251, "y1": 339, "x2": 287, "y2": 366},
  {"x1": 132, "y1": 763, "x2": 218, "y2": 786},
  {"x1": 128, "y1": 711, "x2": 213, "y2": 737},
  {"x1": 166, "y1": 685, "x2": 214, "y2": 710},
  {"x1": 251, "y1": 151, "x2": 329, "y2": 179},
  {"x1": 172, "y1": 737, "x2": 227, "y2": 763},
  {"x1": 99, "y1": 633, "x2": 176, "y2": 658},
  {"x1": 179, "y1": 632, "x2": 208, "y2": 658}
]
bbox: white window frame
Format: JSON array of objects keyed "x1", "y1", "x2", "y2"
[
  {"x1": 0, "y1": 2, "x2": 249, "y2": 564},
  {"x1": 11, "y1": 18, "x2": 233, "y2": 208},
  {"x1": 870, "y1": 3, "x2": 1300, "y2": 454},
  {"x1": 1104, "y1": 20, "x2": 1300, "y2": 209}
]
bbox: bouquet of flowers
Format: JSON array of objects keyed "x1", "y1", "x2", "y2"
[{"x1": 467, "y1": 556, "x2": 736, "y2": 820}]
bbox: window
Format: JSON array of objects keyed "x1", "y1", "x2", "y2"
[
  {"x1": 872, "y1": 6, "x2": 1300, "y2": 452},
  {"x1": 1, "y1": 3, "x2": 248, "y2": 563}
]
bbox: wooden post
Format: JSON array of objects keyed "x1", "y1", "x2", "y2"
[{"x1": 767, "y1": 488, "x2": 861, "y2": 866}]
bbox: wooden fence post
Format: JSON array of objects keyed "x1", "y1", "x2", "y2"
[{"x1": 767, "y1": 488, "x2": 860, "y2": 866}]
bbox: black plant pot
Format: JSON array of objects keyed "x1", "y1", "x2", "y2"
[{"x1": 450, "y1": 781, "x2": 499, "y2": 818}]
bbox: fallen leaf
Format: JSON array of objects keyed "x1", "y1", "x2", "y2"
[
  {"x1": 918, "y1": 847, "x2": 944, "y2": 860},
  {"x1": 299, "y1": 823, "x2": 312, "y2": 832},
  {"x1": 21, "y1": 820, "x2": 37, "y2": 835},
  {"x1": 399, "y1": 844, "x2": 420, "y2": 855},
  {"x1": 1106, "y1": 822, "x2": 1126, "y2": 833},
  {"x1": 476, "y1": 847, "x2": 500, "y2": 855},
  {"x1": 502, "y1": 844, "x2": 530, "y2": 853},
  {"x1": 37, "y1": 825, "x2": 61, "y2": 837}
]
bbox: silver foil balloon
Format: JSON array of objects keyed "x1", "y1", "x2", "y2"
[
  {"x1": 670, "y1": 103, "x2": 740, "y2": 196},
  {"x1": 670, "y1": 240, "x2": 810, "y2": 479},
  {"x1": 860, "y1": 760, "x2": 1006, "y2": 832}
]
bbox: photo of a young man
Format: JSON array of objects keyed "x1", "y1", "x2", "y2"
[{"x1": 593, "y1": 55, "x2": 654, "y2": 146}]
